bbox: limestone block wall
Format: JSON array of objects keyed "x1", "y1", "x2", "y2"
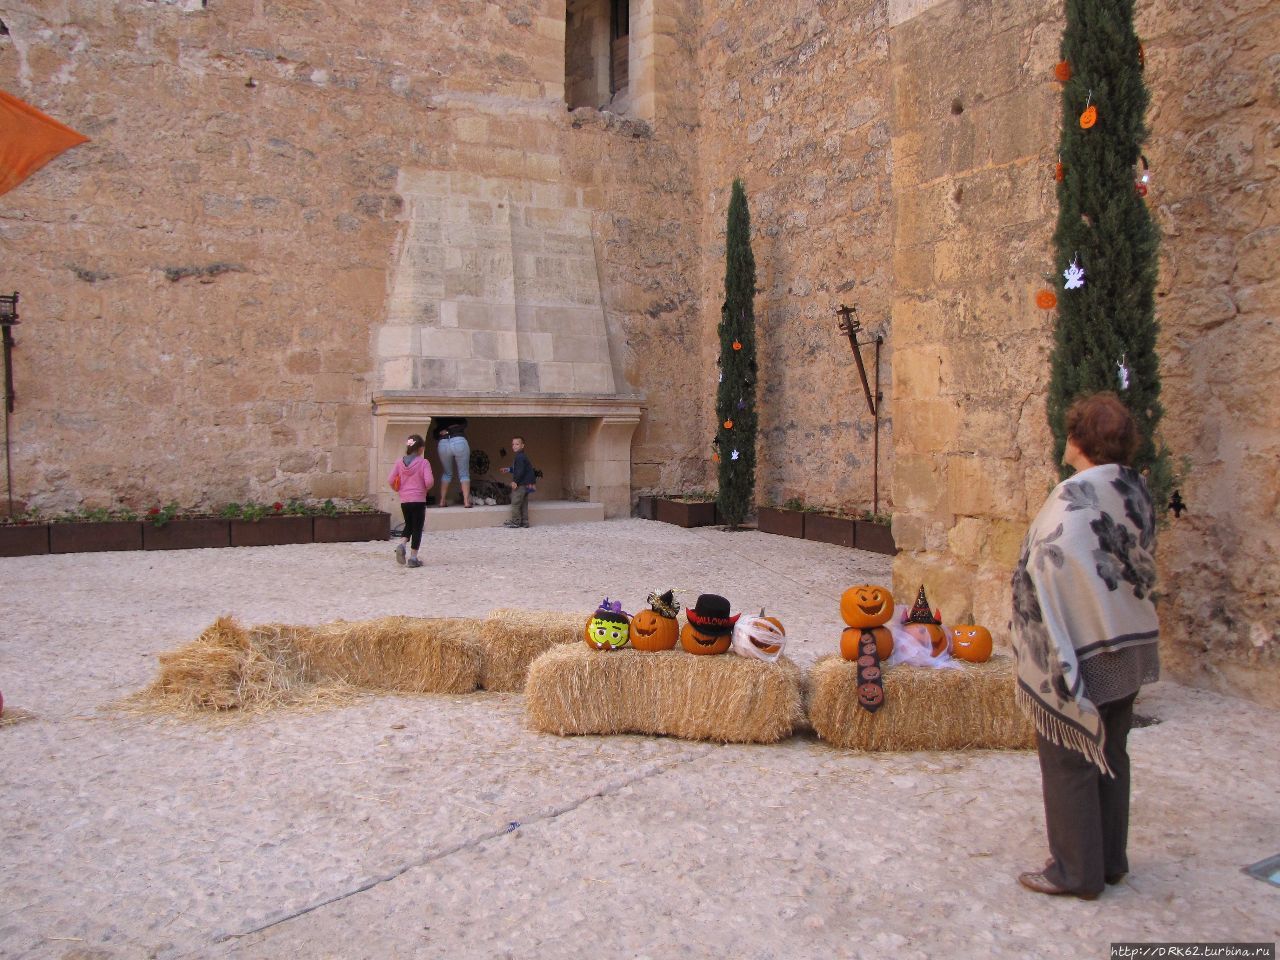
[
  {"x1": 1139, "y1": 0, "x2": 1279, "y2": 706},
  {"x1": 696, "y1": 0, "x2": 895, "y2": 513},
  {"x1": 0, "y1": 0, "x2": 702, "y2": 512},
  {"x1": 886, "y1": 0, "x2": 1061, "y2": 631}
]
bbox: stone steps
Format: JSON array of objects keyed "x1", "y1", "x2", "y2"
[{"x1": 420, "y1": 499, "x2": 605, "y2": 532}]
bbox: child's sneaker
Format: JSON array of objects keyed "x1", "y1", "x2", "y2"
[
  {"x1": 395, "y1": 543, "x2": 406, "y2": 565},
  {"x1": 407, "y1": 557, "x2": 424, "y2": 568}
]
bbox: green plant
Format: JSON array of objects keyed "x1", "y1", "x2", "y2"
[
  {"x1": 147, "y1": 502, "x2": 180, "y2": 528},
  {"x1": 674, "y1": 489, "x2": 716, "y2": 503},
  {"x1": 781, "y1": 497, "x2": 805, "y2": 512},
  {"x1": 218, "y1": 502, "x2": 244, "y2": 520},
  {"x1": 860, "y1": 510, "x2": 892, "y2": 526},
  {"x1": 716, "y1": 177, "x2": 757, "y2": 530},
  {"x1": 319, "y1": 498, "x2": 339, "y2": 517},
  {"x1": 240, "y1": 501, "x2": 269, "y2": 522},
  {"x1": 1047, "y1": 0, "x2": 1170, "y2": 508}
]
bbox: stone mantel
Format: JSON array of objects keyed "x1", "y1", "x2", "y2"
[{"x1": 371, "y1": 392, "x2": 644, "y2": 420}]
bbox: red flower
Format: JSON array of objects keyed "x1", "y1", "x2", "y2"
[
  {"x1": 272, "y1": 502, "x2": 284, "y2": 512},
  {"x1": 148, "y1": 507, "x2": 161, "y2": 515}
]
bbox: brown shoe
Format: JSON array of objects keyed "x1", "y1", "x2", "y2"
[{"x1": 1018, "y1": 871, "x2": 1099, "y2": 901}]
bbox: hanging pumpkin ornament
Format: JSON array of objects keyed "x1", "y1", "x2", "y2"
[
  {"x1": 1054, "y1": 153, "x2": 1065, "y2": 182},
  {"x1": 1063, "y1": 255, "x2": 1086, "y2": 290},
  {"x1": 723, "y1": 419, "x2": 734, "y2": 429},
  {"x1": 1135, "y1": 154, "x2": 1151, "y2": 197},
  {"x1": 1035, "y1": 289, "x2": 1058, "y2": 310},
  {"x1": 1079, "y1": 91, "x2": 1097, "y2": 129},
  {"x1": 732, "y1": 340, "x2": 743, "y2": 351},
  {"x1": 1053, "y1": 60, "x2": 1072, "y2": 82}
]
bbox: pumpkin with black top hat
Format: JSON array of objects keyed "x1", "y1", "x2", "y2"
[{"x1": 680, "y1": 593, "x2": 739, "y2": 656}]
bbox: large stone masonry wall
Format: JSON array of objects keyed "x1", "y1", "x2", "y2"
[
  {"x1": 0, "y1": 0, "x2": 701, "y2": 511},
  {"x1": 695, "y1": 1, "x2": 895, "y2": 513}
]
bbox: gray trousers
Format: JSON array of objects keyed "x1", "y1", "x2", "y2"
[
  {"x1": 1036, "y1": 692, "x2": 1137, "y2": 896},
  {"x1": 509, "y1": 485, "x2": 531, "y2": 524}
]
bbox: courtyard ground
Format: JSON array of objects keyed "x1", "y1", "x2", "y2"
[{"x1": 1, "y1": 519, "x2": 1276, "y2": 959}]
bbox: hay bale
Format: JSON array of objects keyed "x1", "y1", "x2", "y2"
[
  {"x1": 478, "y1": 608, "x2": 584, "y2": 692},
  {"x1": 525, "y1": 645, "x2": 804, "y2": 744},
  {"x1": 806, "y1": 653, "x2": 1035, "y2": 751},
  {"x1": 297, "y1": 616, "x2": 481, "y2": 694},
  {"x1": 144, "y1": 616, "x2": 315, "y2": 712}
]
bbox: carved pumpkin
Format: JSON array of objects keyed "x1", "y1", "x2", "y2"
[
  {"x1": 1036, "y1": 289, "x2": 1058, "y2": 310},
  {"x1": 630, "y1": 609, "x2": 677, "y2": 651},
  {"x1": 584, "y1": 598, "x2": 630, "y2": 651},
  {"x1": 840, "y1": 626, "x2": 893, "y2": 662},
  {"x1": 731, "y1": 611, "x2": 787, "y2": 662},
  {"x1": 681, "y1": 621, "x2": 732, "y2": 656},
  {"x1": 1080, "y1": 104, "x2": 1098, "y2": 129},
  {"x1": 839, "y1": 585, "x2": 894, "y2": 628},
  {"x1": 949, "y1": 624, "x2": 993, "y2": 663},
  {"x1": 1053, "y1": 60, "x2": 1071, "y2": 82}
]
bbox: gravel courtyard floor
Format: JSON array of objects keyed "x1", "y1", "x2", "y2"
[{"x1": 1, "y1": 519, "x2": 1277, "y2": 959}]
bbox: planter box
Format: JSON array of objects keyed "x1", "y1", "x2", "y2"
[
  {"x1": 654, "y1": 498, "x2": 716, "y2": 528},
  {"x1": 804, "y1": 513, "x2": 856, "y2": 548},
  {"x1": 757, "y1": 507, "x2": 806, "y2": 539},
  {"x1": 0, "y1": 524, "x2": 50, "y2": 557},
  {"x1": 635, "y1": 495, "x2": 656, "y2": 520},
  {"x1": 314, "y1": 512, "x2": 391, "y2": 543},
  {"x1": 230, "y1": 515, "x2": 313, "y2": 547},
  {"x1": 855, "y1": 520, "x2": 898, "y2": 555},
  {"x1": 143, "y1": 518, "x2": 231, "y2": 551},
  {"x1": 50, "y1": 521, "x2": 143, "y2": 554}
]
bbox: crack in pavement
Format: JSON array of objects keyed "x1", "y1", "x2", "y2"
[{"x1": 212, "y1": 746, "x2": 715, "y2": 950}]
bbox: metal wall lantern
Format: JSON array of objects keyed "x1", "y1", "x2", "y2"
[
  {"x1": 1, "y1": 291, "x2": 17, "y2": 514},
  {"x1": 836, "y1": 303, "x2": 885, "y2": 517}
]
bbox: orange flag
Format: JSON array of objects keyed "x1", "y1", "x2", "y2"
[{"x1": 0, "y1": 89, "x2": 90, "y2": 197}]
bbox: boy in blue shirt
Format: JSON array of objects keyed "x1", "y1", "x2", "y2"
[{"x1": 500, "y1": 436, "x2": 536, "y2": 528}]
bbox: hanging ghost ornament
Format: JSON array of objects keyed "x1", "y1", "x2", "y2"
[
  {"x1": 731, "y1": 449, "x2": 740, "y2": 461},
  {"x1": 1063, "y1": 257, "x2": 1086, "y2": 290},
  {"x1": 1117, "y1": 354, "x2": 1131, "y2": 391}
]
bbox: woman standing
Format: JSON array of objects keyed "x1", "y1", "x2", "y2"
[
  {"x1": 388, "y1": 434, "x2": 434, "y2": 569},
  {"x1": 432, "y1": 417, "x2": 472, "y2": 508},
  {"x1": 1012, "y1": 392, "x2": 1161, "y2": 900}
]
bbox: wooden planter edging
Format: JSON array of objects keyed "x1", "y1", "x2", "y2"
[
  {"x1": 231, "y1": 515, "x2": 314, "y2": 547},
  {"x1": 804, "y1": 513, "x2": 856, "y2": 548},
  {"x1": 757, "y1": 507, "x2": 806, "y2": 539},
  {"x1": 314, "y1": 513, "x2": 390, "y2": 543},
  {"x1": 50, "y1": 520, "x2": 144, "y2": 554},
  {"x1": 0, "y1": 524, "x2": 50, "y2": 557},
  {"x1": 654, "y1": 499, "x2": 717, "y2": 528},
  {"x1": 143, "y1": 518, "x2": 232, "y2": 551}
]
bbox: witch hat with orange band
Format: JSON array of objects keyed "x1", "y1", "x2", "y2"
[{"x1": 0, "y1": 89, "x2": 89, "y2": 197}]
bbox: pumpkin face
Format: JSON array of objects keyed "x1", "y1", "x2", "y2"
[
  {"x1": 630, "y1": 608, "x2": 678, "y2": 652},
  {"x1": 839, "y1": 585, "x2": 894, "y2": 628},
  {"x1": 584, "y1": 612, "x2": 629, "y2": 651},
  {"x1": 858, "y1": 682, "x2": 884, "y2": 708},
  {"x1": 1080, "y1": 105, "x2": 1098, "y2": 129},
  {"x1": 680, "y1": 621, "x2": 731, "y2": 656},
  {"x1": 840, "y1": 626, "x2": 892, "y2": 661},
  {"x1": 950, "y1": 624, "x2": 993, "y2": 663},
  {"x1": 904, "y1": 622, "x2": 948, "y2": 657},
  {"x1": 731, "y1": 614, "x2": 786, "y2": 662}
]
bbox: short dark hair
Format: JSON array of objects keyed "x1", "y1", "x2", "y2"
[
  {"x1": 1065, "y1": 392, "x2": 1139, "y2": 466},
  {"x1": 511, "y1": 436, "x2": 524, "y2": 444}
]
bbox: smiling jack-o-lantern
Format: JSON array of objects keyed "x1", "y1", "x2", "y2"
[
  {"x1": 631, "y1": 590, "x2": 680, "y2": 652},
  {"x1": 731, "y1": 610, "x2": 787, "y2": 662},
  {"x1": 949, "y1": 624, "x2": 993, "y2": 663},
  {"x1": 840, "y1": 585, "x2": 894, "y2": 629},
  {"x1": 680, "y1": 593, "x2": 738, "y2": 656},
  {"x1": 584, "y1": 597, "x2": 630, "y2": 651}
]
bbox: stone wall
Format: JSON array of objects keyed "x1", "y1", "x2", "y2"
[
  {"x1": 0, "y1": 0, "x2": 702, "y2": 511},
  {"x1": 695, "y1": 0, "x2": 896, "y2": 513}
]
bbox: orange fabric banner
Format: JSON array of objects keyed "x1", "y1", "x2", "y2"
[{"x1": 0, "y1": 89, "x2": 90, "y2": 197}]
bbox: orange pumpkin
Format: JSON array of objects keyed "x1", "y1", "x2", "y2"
[
  {"x1": 1053, "y1": 60, "x2": 1072, "y2": 82},
  {"x1": 904, "y1": 622, "x2": 948, "y2": 657},
  {"x1": 839, "y1": 585, "x2": 894, "y2": 628},
  {"x1": 681, "y1": 622, "x2": 732, "y2": 656},
  {"x1": 1036, "y1": 289, "x2": 1058, "y2": 310},
  {"x1": 950, "y1": 624, "x2": 993, "y2": 663},
  {"x1": 841, "y1": 625, "x2": 893, "y2": 661},
  {"x1": 631, "y1": 608, "x2": 678, "y2": 652},
  {"x1": 732, "y1": 611, "x2": 787, "y2": 661},
  {"x1": 584, "y1": 600, "x2": 630, "y2": 651},
  {"x1": 1054, "y1": 161, "x2": 1065, "y2": 182},
  {"x1": 1080, "y1": 104, "x2": 1098, "y2": 129}
]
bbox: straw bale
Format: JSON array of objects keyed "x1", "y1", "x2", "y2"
[
  {"x1": 478, "y1": 608, "x2": 585, "y2": 692},
  {"x1": 525, "y1": 644, "x2": 805, "y2": 744},
  {"x1": 296, "y1": 616, "x2": 481, "y2": 694},
  {"x1": 806, "y1": 653, "x2": 1035, "y2": 751}
]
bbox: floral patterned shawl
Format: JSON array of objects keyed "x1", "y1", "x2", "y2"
[{"x1": 1011, "y1": 464, "x2": 1160, "y2": 774}]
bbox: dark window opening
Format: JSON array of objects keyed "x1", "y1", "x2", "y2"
[{"x1": 610, "y1": 0, "x2": 629, "y2": 94}]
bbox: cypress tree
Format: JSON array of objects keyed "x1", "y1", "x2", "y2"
[
  {"x1": 1047, "y1": 0, "x2": 1170, "y2": 502},
  {"x1": 716, "y1": 179, "x2": 757, "y2": 529}
]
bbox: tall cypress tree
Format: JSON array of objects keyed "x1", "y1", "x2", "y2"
[
  {"x1": 716, "y1": 179, "x2": 757, "y2": 529},
  {"x1": 1047, "y1": 0, "x2": 1169, "y2": 501}
]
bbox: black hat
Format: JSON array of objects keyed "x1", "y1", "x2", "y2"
[{"x1": 685, "y1": 594, "x2": 739, "y2": 636}]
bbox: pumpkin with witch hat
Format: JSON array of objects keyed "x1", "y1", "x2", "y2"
[
  {"x1": 902, "y1": 583, "x2": 947, "y2": 657},
  {"x1": 631, "y1": 590, "x2": 681, "y2": 652}
]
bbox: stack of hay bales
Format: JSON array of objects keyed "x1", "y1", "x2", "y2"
[
  {"x1": 806, "y1": 653, "x2": 1035, "y2": 751},
  {"x1": 476, "y1": 609, "x2": 583, "y2": 691},
  {"x1": 525, "y1": 645, "x2": 805, "y2": 744}
]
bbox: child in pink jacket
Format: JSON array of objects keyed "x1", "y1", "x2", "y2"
[{"x1": 388, "y1": 434, "x2": 435, "y2": 568}]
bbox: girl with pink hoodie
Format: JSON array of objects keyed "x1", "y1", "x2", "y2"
[{"x1": 388, "y1": 434, "x2": 435, "y2": 568}]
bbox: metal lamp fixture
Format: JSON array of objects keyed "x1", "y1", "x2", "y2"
[{"x1": 1, "y1": 291, "x2": 18, "y2": 514}]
